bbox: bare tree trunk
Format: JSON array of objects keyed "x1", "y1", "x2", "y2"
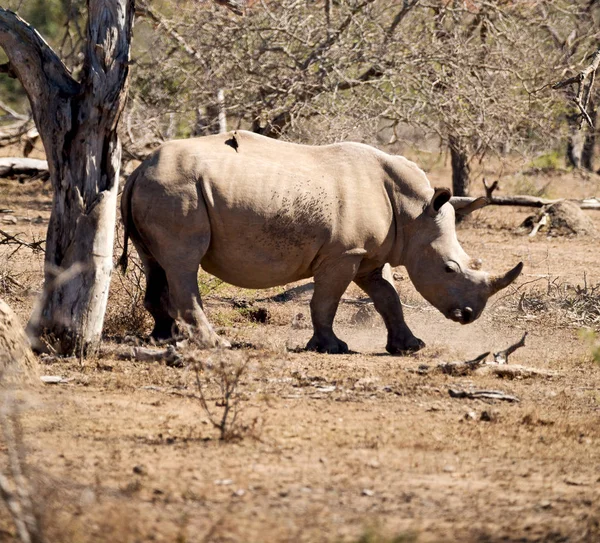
[
  {"x1": 566, "y1": 97, "x2": 597, "y2": 171},
  {"x1": 217, "y1": 88, "x2": 227, "y2": 134},
  {"x1": 567, "y1": 111, "x2": 584, "y2": 168},
  {"x1": 449, "y1": 134, "x2": 471, "y2": 197},
  {"x1": 0, "y1": 3, "x2": 135, "y2": 355},
  {"x1": 193, "y1": 90, "x2": 227, "y2": 136},
  {"x1": 581, "y1": 98, "x2": 596, "y2": 171}
]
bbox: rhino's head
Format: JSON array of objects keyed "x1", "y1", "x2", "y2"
[{"x1": 403, "y1": 188, "x2": 522, "y2": 324}]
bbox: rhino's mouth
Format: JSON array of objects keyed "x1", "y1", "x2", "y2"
[{"x1": 448, "y1": 307, "x2": 474, "y2": 324}]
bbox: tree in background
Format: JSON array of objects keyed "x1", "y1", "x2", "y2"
[
  {"x1": 128, "y1": 1, "x2": 598, "y2": 195},
  {"x1": 0, "y1": 1, "x2": 134, "y2": 354},
  {"x1": 0, "y1": 0, "x2": 597, "y2": 355},
  {"x1": 544, "y1": 1, "x2": 600, "y2": 171},
  {"x1": 0, "y1": 0, "x2": 243, "y2": 355}
]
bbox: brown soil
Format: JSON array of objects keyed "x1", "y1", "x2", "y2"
[{"x1": 1, "y1": 164, "x2": 600, "y2": 543}]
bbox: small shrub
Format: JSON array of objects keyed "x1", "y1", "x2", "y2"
[
  {"x1": 105, "y1": 224, "x2": 151, "y2": 338},
  {"x1": 104, "y1": 260, "x2": 151, "y2": 338},
  {"x1": 191, "y1": 349, "x2": 259, "y2": 441}
]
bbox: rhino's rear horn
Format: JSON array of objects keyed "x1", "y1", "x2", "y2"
[{"x1": 489, "y1": 262, "x2": 523, "y2": 295}]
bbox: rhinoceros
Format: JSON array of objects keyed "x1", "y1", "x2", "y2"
[{"x1": 119, "y1": 130, "x2": 522, "y2": 354}]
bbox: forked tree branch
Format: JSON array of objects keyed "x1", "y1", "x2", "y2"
[
  {"x1": 213, "y1": 0, "x2": 246, "y2": 16},
  {"x1": 553, "y1": 46, "x2": 600, "y2": 129},
  {"x1": 0, "y1": 9, "x2": 80, "y2": 128}
]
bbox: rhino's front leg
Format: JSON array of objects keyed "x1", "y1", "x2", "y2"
[
  {"x1": 306, "y1": 256, "x2": 362, "y2": 354},
  {"x1": 354, "y1": 266, "x2": 425, "y2": 355}
]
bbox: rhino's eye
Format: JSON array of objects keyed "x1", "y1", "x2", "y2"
[{"x1": 445, "y1": 261, "x2": 460, "y2": 274}]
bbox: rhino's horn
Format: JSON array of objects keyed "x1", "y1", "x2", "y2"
[{"x1": 489, "y1": 262, "x2": 524, "y2": 295}]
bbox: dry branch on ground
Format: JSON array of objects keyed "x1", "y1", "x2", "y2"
[
  {"x1": 415, "y1": 333, "x2": 555, "y2": 380},
  {"x1": 448, "y1": 388, "x2": 520, "y2": 402},
  {"x1": 0, "y1": 158, "x2": 48, "y2": 180}
]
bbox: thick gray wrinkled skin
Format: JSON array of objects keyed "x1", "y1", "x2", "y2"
[{"x1": 121, "y1": 130, "x2": 522, "y2": 354}]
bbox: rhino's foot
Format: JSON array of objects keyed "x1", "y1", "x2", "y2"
[
  {"x1": 386, "y1": 336, "x2": 425, "y2": 355},
  {"x1": 195, "y1": 330, "x2": 231, "y2": 350},
  {"x1": 151, "y1": 319, "x2": 175, "y2": 341},
  {"x1": 306, "y1": 335, "x2": 349, "y2": 354}
]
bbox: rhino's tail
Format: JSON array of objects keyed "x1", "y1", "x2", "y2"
[{"x1": 118, "y1": 167, "x2": 141, "y2": 274}]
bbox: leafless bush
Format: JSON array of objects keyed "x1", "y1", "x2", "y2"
[
  {"x1": 190, "y1": 349, "x2": 257, "y2": 441},
  {"x1": 0, "y1": 255, "x2": 26, "y2": 299},
  {"x1": 0, "y1": 230, "x2": 43, "y2": 303},
  {"x1": 104, "y1": 223, "x2": 151, "y2": 338},
  {"x1": 516, "y1": 275, "x2": 600, "y2": 330}
]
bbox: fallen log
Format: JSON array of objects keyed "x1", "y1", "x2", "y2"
[
  {"x1": 478, "y1": 364, "x2": 556, "y2": 379},
  {"x1": 488, "y1": 178, "x2": 600, "y2": 209},
  {"x1": 116, "y1": 345, "x2": 183, "y2": 367},
  {"x1": 0, "y1": 157, "x2": 48, "y2": 179},
  {"x1": 448, "y1": 387, "x2": 520, "y2": 402},
  {"x1": 452, "y1": 195, "x2": 600, "y2": 210}
]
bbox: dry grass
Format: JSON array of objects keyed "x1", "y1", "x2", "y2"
[{"x1": 512, "y1": 274, "x2": 600, "y2": 331}]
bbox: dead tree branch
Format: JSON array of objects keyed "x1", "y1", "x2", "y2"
[
  {"x1": 448, "y1": 387, "x2": 520, "y2": 402},
  {"x1": 0, "y1": 158, "x2": 48, "y2": 179},
  {"x1": 137, "y1": 2, "x2": 205, "y2": 65},
  {"x1": 493, "y1": 332, "x2": 528, "y2": 364},
  {"x1": 0, "y1": 230, "x2": 45, "y2": 254},
  {"x1": 0, "y1": 100, "x2": 28, "y2": 122},
  {"x1": 438, "y1": 351, "x2": 490, "y2": 376},
  {"x1": 0, "y1": 120, "x2": 34, "y2": 148},
  {"x1": 553, "y1": 46, "x2": 600, "y2": 128},
  {"x1": 452, "y1": 179, "x2": 600, "y2": 210},
  {"x1": 213, "y1": 0, "x2": 246, "y2": 15}
]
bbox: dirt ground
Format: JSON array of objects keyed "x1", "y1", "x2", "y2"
[{"x1": 1, "y1": 160, "x2": 600, "y2": 543}]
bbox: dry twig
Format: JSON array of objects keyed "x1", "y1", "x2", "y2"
[
  {"x1": 0, "y1": 230, "x2": 45, "y2": 254},
  {"x1": 438, "y1": 351, "x2": 490, "y2": 376}
]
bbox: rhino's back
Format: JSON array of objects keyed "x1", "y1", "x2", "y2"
[{"x1": 134, "y1": 131, "x2": 399, "y2": 288}]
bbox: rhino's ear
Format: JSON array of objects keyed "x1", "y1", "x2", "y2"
[
  {"x1": 427, "y1": 187, "x2": 452, "y2": 217},
  {"x1": 450, "y1": 196, "x2": 490, "y2": 216}
]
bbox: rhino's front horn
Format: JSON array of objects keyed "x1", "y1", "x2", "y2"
[{"x1": 489, "y1": 262, "x2": 524, "y2": 295}]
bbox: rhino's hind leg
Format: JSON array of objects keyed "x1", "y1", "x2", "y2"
[
  {"x1": 166, "y1": 269, "x2": 229, "y2": 348},
  {"x1": 306, "y1": 256, "x2": 362, "y2": 354},
  {"x1": 144, "y1": 264, "x2": 175, "y2": 340},
  {"x1": 354, "y1": 266, "x2": 425, "y2": 355}
]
